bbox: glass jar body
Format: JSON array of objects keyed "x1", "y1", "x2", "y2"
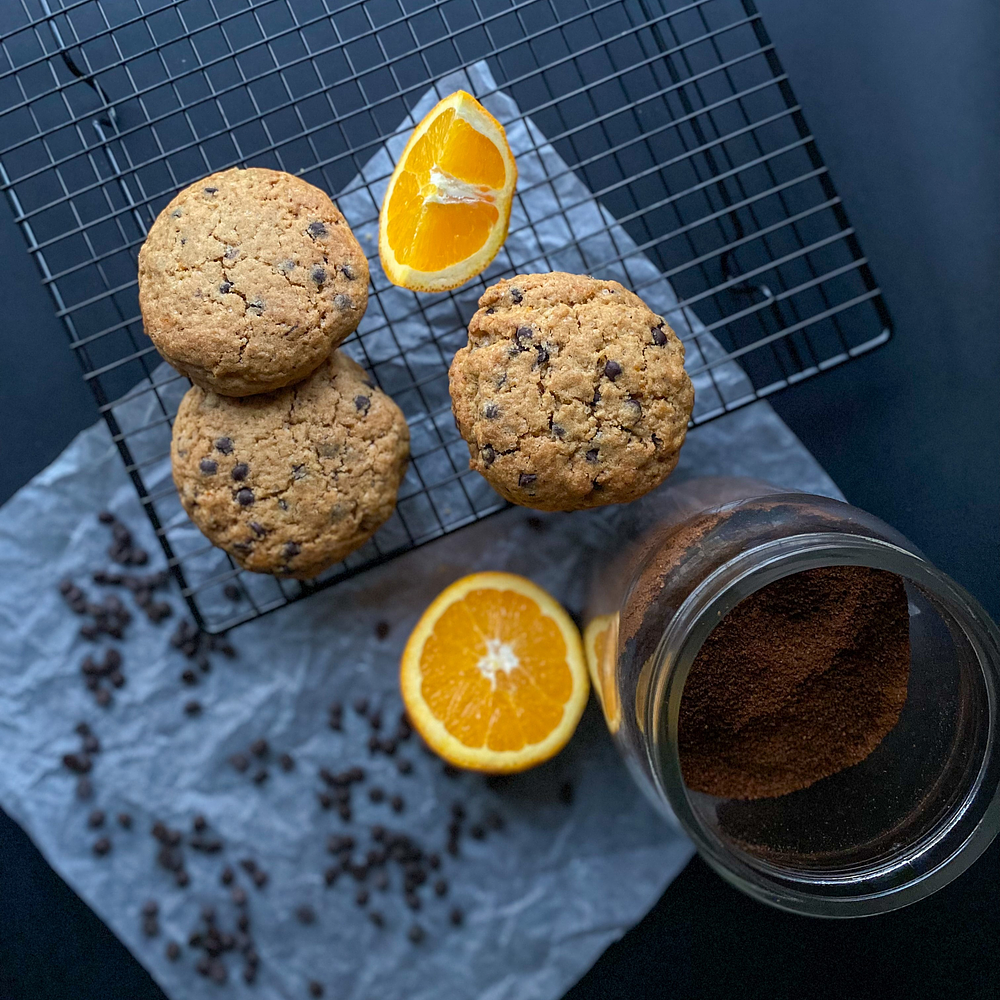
[{"x1": 585, "y1": 478, "x2": 1000, "y2": 916}]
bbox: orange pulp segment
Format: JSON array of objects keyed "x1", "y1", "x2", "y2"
[
  {"x1": 379, "y1": 91, "x2": 517, "y2": 292},
  {"x1": 400, "y1": 572, "x2": 588, "y2": 772}
]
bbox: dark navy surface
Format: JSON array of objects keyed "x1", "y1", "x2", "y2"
[{"x1": 1, "y1": 0, "x2": 997, "y2": 997}]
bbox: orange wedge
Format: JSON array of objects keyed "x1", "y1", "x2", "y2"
[
  {"x1": 400, "y1": 572, "x2": 588, "y2": 772},
  {"x1": 583, "y1": 614, "x2": 622, "y2": 734},
  {"x1": 379, "y1": 91, "x2": 517, "y2": 292}
]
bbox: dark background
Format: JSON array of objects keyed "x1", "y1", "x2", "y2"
[{"x1": 1, "y1": 0, "x2": 997, "y2": 997}]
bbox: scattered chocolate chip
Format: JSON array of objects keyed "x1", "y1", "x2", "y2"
[
  {"x1": 518, "y1": 472, "x2": 537, "y2": 488},
  {"x1": 510, "y1": 287, "x2": 522, "y2": 303},
  {"x1": 232, "y1": 886, "x2": 248, "y2": 906},
  {"x1": 165, "y1": 940, "x2": 181, "y2": 961},
  {"x1": 249, "y1": 738, "x2": 268, "y2": 757},
  {"x1": 604, "y1": 360, "x2": 623, "y2": 380},
  {"x1": 218, "y1": 281, "x2": 233, "y2": 294},
  {"x1": 514, "y1": 325, "x2": 533, "y2": 348},
  {"x1": 62, "y1": 752, "x2": 91, "y2": 774},
  {"x1": 221, "y1": 866, "x2": 234, "y2": 886},
  {"x1": 231, "y1": 462, "x2": 249, "y2": 482},
  {"x1": 181, "y1": 668, "x2": 198, "y2": 685},
  {"x1": 427, "y1": 853, "x2": 441, "y2": 870},
  {"x1": 252, "y1": 869, "x2": 269, "y2": 888},
  {"x1": 183, "y1": 700, "x2": 202, "y2": 716},
  {"x1": 88, "y1": 809, "x2": 105, "y2": 829},
  {"x1": 333, "y1": 293, "x2": 351, "y2": 309},
  {"x1": 199, "y1": 458, "x2": 218, "y2": 474},
  {"x1": 353, "y1": 696, "x2": 369, "y2": 715},
  {"x1": 317, "y1": 791, "x2": 333, "y2": 810},
  {"x1": 558, "y1": 781, "x2": 574, "y2": 805},
  {"x1": 390, "y1": 795, "x2": 404, "y2": 813},
  {"x1": 623, "y1": 396, "x2": 643, "y2": 419},
  {"x1": 373, "y1": 621, "x2": 391, "y2": 642},
  {"x1": 170, "y1": 208, "x2": 183, "y2": 218},
  {"x1": 481, "y1": 444, "x2": 496, "y2": 467},
  {"x1": 142, "y1": 900, "x2": 159, "y2": 918},
  {"x1": 92, "y1": 837, "x2": 111, "y2": 856},
  {"x1": 223, "y1": 245, "x2": 240, "y2": 261},
  {"x1": 408, "y1": 924, "x2": 425, "y2": 944},
  {"x1": 278, "y1": 752, "x2": 295, "y2": 772},
  {"x1": 651, "y1": 324, "x2": 668, "y2": 345},
  {"x1": 485, "y1": 810, "x2": 504, "y2": 830},
  {"x1": 98, "y1": 512, "x2": 115, "y2": 524},
  {"x1": 230, "y1": 753, "x2": 250, "y2": 773},
  {"x1": 368, "y1": 787, "x2": 385, "y2": 803},
  {"x1": 307, "y1": 221, "x2": 328, "y2": 239},
  {"x1": 355, "y1": 888, "x2": 369, "y2": 906},
  {"x1": 247, "y1": 298, "x2": 264, "y2": 315},
  {"x1": 117, "y1": 812, "x2": 132, "y2": 829},
  {"x1": 236, "y1": 488, "x2": 254, "y2": 506},
  {"x1": 368, "y1": 910, "x2": 384, "y2": 928},
  {"x1": 483, "y1": 402, "x2": 500, "y2": 419},
  {"x1": 253, "y1": 768, "x2": 269, "y2": 785},
  {"x1": 450, "y1": 907, "x2": 464, "y2": 926},
  {"x1": 469, "y1": 824, "x2": 485, "y2": 840},
  {"x1": 585, "y1": 448, "x2": 600, "y2": 464},
  {"x1": 434, "y1": 878, "x2": 448, "y2": 897},
  {"x1": 592, "y1": 388, "x2": 601, "y2": 404},
  {"x1": 209, "y1": 959, "x2": 227, "y2": 985},
  {"x1": 175, "y1": 869, "x2": 190, "y2": 887},
  {"x1": 354, "y1": 395, "x2": 370, "y2": 415},
  {"x1": 310, "y1": 265, "x2": 326, "y2": 285},
  {"x1": 296, "y1": 904, "x2": 316, "y2": 925},
  {"x1": 203, "y1": 186, "x2": 218, "y2": 194},
  {"x1": 214, "y1": 437, "x2": 234, "y2": 455},
  {"x1": 485, "y1": 306, "x2": 495, "y2": 315}
]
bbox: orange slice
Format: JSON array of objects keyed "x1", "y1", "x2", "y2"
[
  {"x1": 583, "y1": 614, "x2": 622, "y2": 734},
  {"x1": 400, "y1": 572, "x2": 588, "y2": 772},
  {"x1": 379, "y1": 91, "x2": 517, "y2": 292}
]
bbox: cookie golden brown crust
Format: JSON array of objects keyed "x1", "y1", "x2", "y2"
[
  {"x1": 139, "y1": 167, "x2": 369, "y2": 396},
  {"x1": 449, "y1": 273, "x2": 694, "y2": 511},
  {"x1": 171, "y1": 350, "x2": 409, "y2": 579}
]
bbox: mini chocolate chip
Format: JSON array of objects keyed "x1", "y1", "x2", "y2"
[
  {"x1": 278, "y1": 498, "x2": 289, "y2": 510},
  {"x1": 470, "y1": 824, "x2": 485, "y2": 840},
  {"x1": 88, "y1": 809, "x2": 105, "y2": 829},
  {"x1": 483, "y1": 402, "x2": 499, "y2": 419},
  {"x1": 279, "y1": 752, "x2": 294, "y2": 772},
  {"x1": 340, "y1": 261, "x2": 356, "y2": 280},
  {"x1": 247, "y1": 298, "x2": 264, "y2": 314},
  {"x1": 230, "y1": 753, "x2": 250, "y2": 773},
  {"x1": 623, "y1": 396, "x2": 643, "y2": 419},
  {"x1": 592, "y1": 388, "x2": 601, "y2": 404},
  {"x1": 390, "y1": 795, "x2": 404, "y2": 813},
  {"x1": 514, "y1": 325, "x2": 533, "y2": 347},
  {"x1": 510, "y1": 287, "x2": 522, "y2": 303},
  {"x1": 652, "y1": 432, "x2": 663, "y2": 448},
  {"x1": 334, "y1": 293, "x2": 351, "y2": 309},
  {"x1": 481, "y1": 444, "x2": 496, "y2": 467},
  {"x1": 652, "y1": 325, "x2": 668, "y2": 345},
  {"x1": 604, "y1": 360, "x2": 623, "y2": 380},
  {"x1": 215, "y1": 437, "x2": 234, "y2": 455},
  {"x1": 203, "y1": 186, "x2": 218, "y2": 194},
  {"x1": 397, "y1": 758, "x2": 412, "y2": 775},
  {"x1": 165, "y1": 940, "x2": 181, "y2": 961},
  {"x1": 250, "y1": 738, "x2": 268, "y2": 757},
  {"x1": 199, "y1": 458, "x2": 218, "y2": 474},
  {"x1": 223, "y1": 246, "x2": 239, "y2": 260},
  {"x1": 585, "y1": 448, "x2": 599, "y2": 463},
  {"x1": 535, "y1": 345, "x2": 550, "y2": 365},
  {"x1": 518, "y1": 473, "x2": 537, "y2": 488},
  {"x1": 232, "y1": 886, "x2": 248, "y2": 906},
  {"x1": 92, "y1": 837, "x2": 111, "y2": 856},
  {"x1": 278, "y1": 259, "x2": 296, "y2": 272},
  {"x1": 218, "y1": 281, "x2": 232, "y2": 294},
  {"x1": 231, "y1": 462, "x2": 249, "y2": 481},
  {"x1": 551, "y1": 423, "x2": 565, "y2": 438},
  {"x1": 369, "y1": 910, "x2": 385, "y2": 928},
  {"x1": 408, "y1": 924, "x2": 425, "y2": 944},
  {"x1": 450, "y1": 907, "x2": 464, "y2": 926},
  {"x1": 183, "y1": 699, "x2": 202, "y2": 716},
  {"x1": 307, "y1": 221, "x2": 328, "y2": 239},
  {"x1": 485, "y1": 306, "x2": 495, "y2": 314},
  {"x1": 292, "y1": 463, "x2": 307, "y2": 480},
  {"x1": 355, "y1": 889, "x2": 369, "y2": 906},
  {"x1": 249, "y1": 521, "x2": 266, "y2": 537},
  {"x1": 354, "y1": 395, "x2": 370, "y2": 414},
  {"x1": 221, "y1": 866, "x2": 234, "y2": 885},
  {"x1": 434, "y1": 878, "x2": 448, "y2": 897},
  {"x1": 175, "y1": 870, "x2": 190, "y2": 887},
  {"x1": 236, "y1": 488, "x2": 254, "y2": 507},
  {"x1": 296, "y1": 904, "x2": 316, "y2": 925},
  {"x1": 170, "y1": 208, "x2": 182, "y2": 218},
  {"x1": 310, "y1": 265, "x2": 326, "y2": 285},
  {"x1": 117, "y1": 812, "x2": 132, "y2": 829}
]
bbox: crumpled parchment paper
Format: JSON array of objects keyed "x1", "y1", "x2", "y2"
[{"x1": 0, "y1": 63, "x2": 841, "y2": 1000}]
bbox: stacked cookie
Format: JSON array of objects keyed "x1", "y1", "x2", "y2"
[{"x1": 140, "y1": 167, "x2": 409, "y2": 579}]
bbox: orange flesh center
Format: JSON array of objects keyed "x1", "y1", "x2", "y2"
[
  {"x1": 419, "y1": 589, "x2": 573, "y2": 752},
  {"x1": 386, "y1": 107, "x2": 506, "y2": 271}
]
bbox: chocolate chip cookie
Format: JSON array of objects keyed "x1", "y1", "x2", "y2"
[
  {"x1": 449, "y1": 273, "x2": 694, "y2": 511},
  {"x1": 171, "y1": 350, "x2": 410, "y2": 579},
  {"x1": 139, "y1": 167, "x2": 369, "y2": 396}
]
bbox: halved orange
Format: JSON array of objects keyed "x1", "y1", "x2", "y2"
[
  {"x1": 400, "y1": 572, "x2": 588, "y2": 772},
  {"x1": 379, "y1": 91, "x2": 517, "y2": 292},
  {"x1": 583, "y1": 614, "x2": 622, "y2": 734}
]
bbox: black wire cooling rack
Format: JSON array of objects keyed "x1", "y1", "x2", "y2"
[{"x1": 0, "y1": 0, "x2": 891, "y2": 632}]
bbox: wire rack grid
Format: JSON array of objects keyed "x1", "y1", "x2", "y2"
[{"x1": 0, "y1": 0, "x2": 891, "y2": 632}]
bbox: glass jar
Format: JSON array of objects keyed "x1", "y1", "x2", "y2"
[{"x1": 585, "y1": 477, "x2": 1000, "y2": 916}]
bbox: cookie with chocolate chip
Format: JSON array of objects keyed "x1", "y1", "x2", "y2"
[
  {"x1": 449, "y1": 272, "x2": 693, "y2": 511},
  {"x1": 171, "y1": 350, "x2": 409, "y2": 578},
  {"x1": 139, "y1": 167, "x2": 369, "y2": 396}
]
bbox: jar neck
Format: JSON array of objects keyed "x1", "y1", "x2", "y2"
[{"x1": 643, "y1": 532, "x2": 1000, "y2": 916}]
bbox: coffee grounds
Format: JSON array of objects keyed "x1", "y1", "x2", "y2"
[{"x1": 678, "y1": 565, "x2": 911, "y2": 799}]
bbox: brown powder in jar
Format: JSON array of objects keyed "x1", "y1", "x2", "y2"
[{"x1": 678, "y1": 565, "x2": 911, "y2": 800}]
